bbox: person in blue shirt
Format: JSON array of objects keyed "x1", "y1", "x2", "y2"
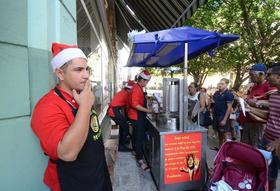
[{"x1": 213, "y1": 78, "x2": 234, "y2": 148}]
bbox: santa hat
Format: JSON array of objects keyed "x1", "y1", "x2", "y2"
[
  {"x1": 51, "y1": 42, "x2": 87, "y2": 71},
  {"x1": 139, "y1": 70, "x2": 151, "y2": 80},
  {"x1": 125, "y1": 80, "x2": 135, "y2": 89}
]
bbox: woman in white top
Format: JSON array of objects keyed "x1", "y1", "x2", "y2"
[
  {"x1": 188, "y1": 82, "x2": 206, "y2": 123},
  {"x1": 200, "y1": 87, "x2": 210, "y2": 109}
]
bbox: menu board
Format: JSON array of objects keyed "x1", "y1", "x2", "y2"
[{"x1": 164, "y1": 132, "x2": 202, "y2": 184}]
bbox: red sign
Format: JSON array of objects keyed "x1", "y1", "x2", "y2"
[{"x1": 164, "y1": 132, "x2": 202, "y2": 184}]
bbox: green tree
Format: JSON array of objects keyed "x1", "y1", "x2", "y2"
[
  {"x1": 185, "y1": 0, "x2": 280, "y2": 90},
  {"x1": 187, "y1": 53, "x2": 230, "y2": 87}
]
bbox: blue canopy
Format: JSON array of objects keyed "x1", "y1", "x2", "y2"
[{"x1": 126, "y1": 26, "x2": 239, "y2": 67}]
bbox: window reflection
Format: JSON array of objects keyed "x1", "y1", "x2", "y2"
[
  {"x1": 88, "y1": 47, "x2": 102, "y2": 113},
  {"x1": 87, "y1": 45, "x2": 112, "y2": 115}
]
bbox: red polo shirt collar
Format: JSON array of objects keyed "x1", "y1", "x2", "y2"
[{"x1": 55, "y1": 85, "x2": 79, "y2": 109}]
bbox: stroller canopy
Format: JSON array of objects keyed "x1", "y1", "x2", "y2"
[{"x1": 212, "y1": 141, "x2": 268, "y2": 190}]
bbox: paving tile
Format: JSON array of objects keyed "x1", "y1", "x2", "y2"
[
  {"x1": 113, "y1": 152, "x2": 157, "y2": 191},
  {"x1": 113, "y1": 133, "x2": 280, "y2": 190}
]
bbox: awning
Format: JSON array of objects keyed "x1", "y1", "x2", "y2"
[
  {"x1": 126, "y1": 26, "x2": 239, "y2": 67},
  {"x1": 115, "y1": 0, "x2": 208, "y2": 43}
]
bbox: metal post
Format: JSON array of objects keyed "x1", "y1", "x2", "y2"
[{"x1": 183, "y1": 43, "x2": 188, "y2": 131}]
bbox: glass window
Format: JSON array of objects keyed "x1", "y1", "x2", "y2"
[
  {"x1": 101, "y1": 41, "x2": 110, "y2": 111},
  {"x1": 88, "y1": 46, "x2": 102, "y2": 114},
  {"x1": 87, "y1": 43, "x2": 113, "y2": 117}
]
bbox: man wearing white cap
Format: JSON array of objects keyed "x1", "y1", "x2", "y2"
[
  {"x1": 107, "y1": 80, "x2": 135, "y2": 151},
  {"x1": 31, "y1": 42, "x2": 112, "y2": 191},
  {"x1": 128, "y1": 70, "x2": 153, "y2": 171}
]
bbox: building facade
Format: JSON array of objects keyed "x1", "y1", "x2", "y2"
[{"x1": 0, "y1": 0, "x2": 116, "y2": 190}]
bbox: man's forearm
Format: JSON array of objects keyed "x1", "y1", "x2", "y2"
[
  {"x1": 136, "y1": 105, "x2": 149, "y2": 113},
  {"x1": 223, "y1": 106, "x2": 232, "y2": 121},
  {"x1": 57, "y1": 105, "x2": 91, "y2": 161}
]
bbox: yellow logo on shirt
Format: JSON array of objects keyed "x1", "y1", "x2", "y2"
[{"x1": 90, "y1": 110, "x2": 101, "y2": 141}]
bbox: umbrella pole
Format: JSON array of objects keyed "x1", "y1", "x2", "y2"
[{"x1": 183, "y1": 43, "x2": 188, "y2": 132}]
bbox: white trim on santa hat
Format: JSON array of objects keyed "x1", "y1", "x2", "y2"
[
  {"x1": 125, "y1": 84, "x2": 133, "y2": 89},
  {"x1": 51, "y1": 48, "x2": 87, "y2": 71},
  {"x1": 139, "y1": 71, "x2": 151, "y2": 80}
]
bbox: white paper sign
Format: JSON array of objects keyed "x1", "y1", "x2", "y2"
[{"x1": 238, "y1": 97, "x2": 246, "y2": 117}]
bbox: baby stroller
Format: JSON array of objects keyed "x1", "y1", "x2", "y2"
[{"x1": 207, "y1": 141, "x2": 268, "y2": 191}]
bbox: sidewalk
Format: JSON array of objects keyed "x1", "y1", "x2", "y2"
[
  {"x1": 112, "y1": 136, "x2": 217, "y2": 191},
  {"x1": 112, "y1": 132, "x2": 280, "y2": 190},
  {"x1": 113, "y1": 152, "x2": 157, "y2": 191}
]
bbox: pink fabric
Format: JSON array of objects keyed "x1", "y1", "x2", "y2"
[
  {"x1": 211, "y1": 142, "x2": 268, "y2": 191},
  {"x1": 222, "y1": 162, "x2": 257, "y2": 191}
]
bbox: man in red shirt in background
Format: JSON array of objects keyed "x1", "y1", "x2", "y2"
[
  {"x1": 128, "y1": 71, "x2": 153, "y2": 171},
  {"x1": 31, "y1": 43, "x2": 112, "y2": 191},
  {"x1": 239, "y1": 63, "x2": 275, "y2": 147},
  {"x1": 107, "y1": 80, "x2": 134, "y2": 151}
]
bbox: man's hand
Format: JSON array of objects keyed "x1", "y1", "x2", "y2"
[
  {"x1": 255, "y1": 100, "x2": 269, "y2": 109},
  {"x1": 57, "y1": 80, "x2": 94, "y2": 161},
  {"x1": 247, "y1": 98, "x2": 257, "y2": 107},
  {"x1": 267, "y1": 139, "x2": 280, "y2": 153},
  {"x1": 276, "y1": 142, "x2": 280, "y2": 159},
  {"x1": 135, "y1": 105, "x2": 153, "y2": 113},
  {"x1": 73, "y1": 80, "x2": 95, "y2": 109},
  {"x1": 147, "y1": 108, "x2": 154, "y2": 113},
  {"x1": 219, "y1": 119, "x2": 226, "y2": 126},
  {"x1": 194, "y1": 159, "x2": 200, "y2": 166}
]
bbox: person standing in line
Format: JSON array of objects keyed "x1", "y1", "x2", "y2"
[
  {"x1": 128, "y1": 70, "x2": 153, "y2": 171},
  {"x1": 212, "y1": 78, "x2": 234, "y2": 148},
  {"x1": 107, "y1": 80, "x2": 135, "y2": 151},
  {"x1": 187, "y1": 82, "x2": 206, "y2": 125},
  {"x1": 239, "y1": 64, "x2": 275, "y2": 147},
  {"x1": 200, "y1": 88, "x2": 210, "y2": 110},
  {"x1": 199, "y1": 87, "x2": 212, "y2": 129},
  {"x1": 31, "y1": 43, "x2": 112, "y2": 191},
  {"x1": 259, "y1": 64, "x2": 280, "y2": 191}
]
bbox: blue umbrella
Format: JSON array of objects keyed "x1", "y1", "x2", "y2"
[{"x1": 126, "y1": 26, "x2": 239, "y2": 67}]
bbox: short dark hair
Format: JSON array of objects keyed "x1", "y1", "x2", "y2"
[
  {"x1": 200, "y1": 87, "x2": 207, "y2": 92},
  {"x1": 134, "y1": 74, "x2": 139, "y2": 81},
  {"x1": 189, "y1": 82, "x2": 198, "y2": 90},
  {"x1": 137, "y1": 75, "x2": 148, "y2": 82},
  {"x1": 60, "y1": 61, "x2": 71, "y2": 71},
  {"x1": 271, "y1": 64, "x2": 280, "y2": 74},
  {"x1": 270, "y1": 62, "x2": 280, "y2": 68},
  {"x1": 220, "y1": 78, "x2": 230, "y2": 85}
]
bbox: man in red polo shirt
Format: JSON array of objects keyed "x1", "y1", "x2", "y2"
[
  {"x1": 239, "y1": 63, "x2": 276, "y2": 147},
  {"x1": 107, "y1": 80, "x2": 134, "y2": 151},
  {"x1": 31, "y1": 43, "x2": 112, "y2": 191}
]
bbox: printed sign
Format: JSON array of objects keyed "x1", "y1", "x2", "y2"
[{"x1": 164, "y1": 132, "x2": 202, "y2": 184}]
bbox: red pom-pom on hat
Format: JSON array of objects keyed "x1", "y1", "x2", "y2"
[
  {"x1": 139, "y1": 70, "x2": 151, "y2": 80},
  {"x1": 125, "y1": 80, "x2": 135, "y2": 89},
  {"x1": 51, "y1": 42, "x2": 78, "y2": 57}
]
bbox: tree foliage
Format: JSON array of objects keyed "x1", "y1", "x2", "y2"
[{"x1": 184, "y1": 0, "x2": 280, "y2": 90}]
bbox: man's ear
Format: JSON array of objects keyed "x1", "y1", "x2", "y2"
[{"x1": 55, "y1": 68, "x2": 64, "y2": 81}]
